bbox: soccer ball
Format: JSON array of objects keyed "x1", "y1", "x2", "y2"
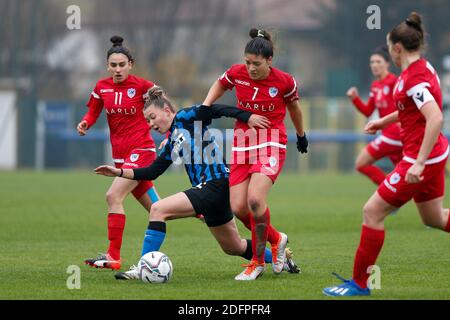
[{"x1": 138, "y1": 251, "x2": 173, "y2": 284}]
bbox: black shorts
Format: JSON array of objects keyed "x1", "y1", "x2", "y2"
[{"x1": 183, "y1": 179, "x2": 233, "y2": 227}]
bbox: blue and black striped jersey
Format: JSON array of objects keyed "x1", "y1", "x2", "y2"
[{"x1": 133, "y1": 104, "x2": 252, "y2": 187}]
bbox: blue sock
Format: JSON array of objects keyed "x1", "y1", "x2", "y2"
[
  {"x1": 141, "y1": 221, "x2": 166, "y2": 257},
  {"x1": 147, "y1": 186, "x2": 160, "y2": 203},
  {"x1": 264, "y1": 248, "x2": 273, "y2": 264}
]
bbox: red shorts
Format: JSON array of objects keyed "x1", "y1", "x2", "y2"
[
  {"x1": 229, "y1": 147, "x2": 286, "y2": 186},
  {"x1": 377, "y1": 158, "x2": 447, "y2": 207},
  {"x1": 366, "y1": 135, "x2": 403, "y2": 165},
  {"x1": 115, "y1": 148, "x2": 156, "y2": 199}
]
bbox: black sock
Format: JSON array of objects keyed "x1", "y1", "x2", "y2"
[
  {"x1": 240, "y1": 239, "x2": 253, "y2": 260},
  {"x1": 148, "y1": 221, "x2": 166, "y2": 233}
]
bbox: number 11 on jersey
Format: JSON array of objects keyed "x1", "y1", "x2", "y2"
[{"x1": 115, "y1": 92, "x2": 123, "y2": 105}]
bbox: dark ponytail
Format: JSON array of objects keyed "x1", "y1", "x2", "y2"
[
  {"x1": 389, "y1": 12, "x2": 425, "y2": 52},
  {"x1": 107, "y1": 35, "x2": 134, "y2": 62},
  {"x1": 245, "y1": 28, "x2": 274, "y2": 59}
]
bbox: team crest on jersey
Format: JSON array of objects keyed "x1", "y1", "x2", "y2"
[
  {"x1": 127, "y1": 88, "x2": 136, "y2": 98},
  {"x1": 383, "y1": 85, "x2": 390, "y2": 95},
  {"x1": 130, "y1": 153, "x2": 139, "y2": 162},
  {"x1": 269, "y1": 87, "x2": 278, "y2": 98},
  {"x1": 389, "y1": 172, "x2": 401, "y2": 185}
]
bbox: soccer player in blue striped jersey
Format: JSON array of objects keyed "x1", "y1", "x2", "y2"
[{"x1": 94, "y1": 86, "x2": 300, "y2": 280}]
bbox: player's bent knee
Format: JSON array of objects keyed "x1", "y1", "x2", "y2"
[
  {"x1": 105, "y1": 190, "x2": 124, "y2": 206},
  {"x1": 149, "y1": 202, "x2": 167, "y2": 220},
  {"x1": 247, "y1": 197, "x2": 263, "y2": 213},
  {"x1": 362, "y1": 203, "x2": 384, "y2": 227},
  {"x1": 230, "y1": 202, "x2": 248, "y2": 217}
]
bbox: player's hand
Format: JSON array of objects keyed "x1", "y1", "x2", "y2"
[
  {"x1": 158, "y1": 138, "x2": 168, "y2": 150},
  {"x1": 77, "y1": 120, "x2": 89, "y2": 136},
  {"x1": 248, "y1": 114, "x2": 271, "y2": 129},
  {"x1": 346, "y1": 87, "x2": 358, "y2": 99},
  {"x1": 296, "y1": 132, "x2": 308, "y2": 154},
  {"x1": 94, "y1": 165, "x2": 121, "y2": 177},
  {"x1": 405, "y1": 162, "x2": 425, "y2": 184},
  {"x1": 364, "y1": 119, "x2": 383, "y2": 135}
]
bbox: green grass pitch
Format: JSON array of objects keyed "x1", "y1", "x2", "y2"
[{"x1": 1, "y1": 170, "x2": 449, "y2": 300}]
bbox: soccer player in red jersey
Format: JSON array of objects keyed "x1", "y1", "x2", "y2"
[
  {"x1": 324, "y1": 12, "x2": 450, "y2": 296},
  {"x1": 347, "y1": 46, "x2": 402, "y2": 185},
  {"x1": 203, "y1": 29, "x2": 308, "y2": 280},
  {"x1": 78, "y1": 36, "x2": 161, "y2": 270}
]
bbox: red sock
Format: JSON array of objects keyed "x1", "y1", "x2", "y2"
[
  {"x1": 251, "y1": 211, "x2": 269, "y2": 264},
  {"x1": 445, "y1": 211, "x2": 450, "y2": 232},
  {"x1": 107, "y1": 213, "x2": 126, "y2": 260},
  {"x1": 357, "y1": 165, "x2": 386, "y2": 185},
  {"x1": 244, "y1": 210, "x2": 280, "y2": 245},
  {"x1": 264, "y1": 208, "x2": 281, "y2": 245},
  {"x1": 239, "y1": 213, "x2": 252, "y2": 230},
  {"x1": 353, "y1": 224, "x2": 385, "y2": 289}
]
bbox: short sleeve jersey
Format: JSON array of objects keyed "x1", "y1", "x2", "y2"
[
  {"x1": 218, "y1": 64, "x2": 299, "y2": 149},
  {"x1": 392, "y1": 58, "x2": 448, "y2": 160},
  {"x1": 369, "y1": 73, "x2": 400, "y2": 139},
  {"x1": 84, "y1": 74, "x2": 156, "y2": 162}
]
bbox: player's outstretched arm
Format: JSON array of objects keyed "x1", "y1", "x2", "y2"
[
  {"x1": 94, "y1": 165, "x2": 134, "y2": 179},
  {"x1": 347, "y1": 87, "x2": 375, "y2": 117},
  {"x1": 364, "y1": 111, "x2": 399, "y2": 134},
  {"x1": 208, "y1": 104, "x2": 270, "y2": 129},
  {"x1": 202, "y1": 80, "x2": 227, "y2": 106}
]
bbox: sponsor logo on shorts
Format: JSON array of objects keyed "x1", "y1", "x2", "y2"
[
  {"x1": 261, "y1": 165, "x2": 276, "y2": 175},
  {"x1": 383, "y1": 180, "x2": 397, "y2": 193},
  {"x1": 370, "y1": 137, "x2": 381, "y2": 150},
  {"x1": 389, "y1": 172, "x2": 401, "y2": 185},
  {"x1": 130, "y1": 154, "x2": 139, "y2": 162},
  {"x1": 269, "y1": 156, "x2": 278, "y2": 167}
]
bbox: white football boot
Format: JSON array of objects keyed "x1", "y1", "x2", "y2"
[
  {"x1": 271, "y1": 232, "x2": 288, "y2": 274},
  {"x1": 235, "y1": 261, "x2": 265, "y2": 281},
  {"x1": 115, "y1": 265, "x2": 139, "y2": 280}
]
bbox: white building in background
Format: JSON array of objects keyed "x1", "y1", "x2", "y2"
[{"x1": 0, "y1": 91, "x2": 17, "y2": 169}]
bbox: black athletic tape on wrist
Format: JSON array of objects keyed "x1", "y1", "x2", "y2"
[{"x1": 119, "y1": 168, "x2": 123, "y2": 177}]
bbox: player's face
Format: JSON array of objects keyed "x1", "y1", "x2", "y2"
[
  {"x1": 144, "y1": 105, "x2": 174, "y2": 134},
  {"x1": 107, "y1": 53, "x2": 132, "y2": 83},
  {"x1": 387, "y1": 34, "x2": 401, "y2": 68},
  {"x1": 244, "y1": 53, "x2": 272, "y2": 80},
  {"x1": 369, "y1": 54, "x2": 389, "y2": 78}
]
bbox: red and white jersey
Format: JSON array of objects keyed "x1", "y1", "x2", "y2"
[
  {"x1": 83, "y1": 74, "x2": 156, "y2": 163},
  {"x1": 370, "y1": 73, "x2": 400, "y2": 140},
  {"x1": 218, "y1": 64, "x2": 299, "y2": 149},
  {"x1": 353, "y1": 73, "x2": 401, "y2": 142},
  {"x1": 393, "y1": 58, "x2": 448, "y2": 163}
]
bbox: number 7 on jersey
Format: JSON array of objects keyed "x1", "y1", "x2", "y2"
[{"x1": 252, "y1": 87, "x2": 259, "y2": 100}]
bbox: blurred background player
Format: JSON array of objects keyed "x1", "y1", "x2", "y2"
[
  {"x1": 202, "y1": 28, "x2": 308, "y2": 280},
  {"x1": 78, "y1": 36, "x2": 161, "y2": 270},
  {"x1": 94, "y1": 86, "x2": 300, "y2": 279},
  {"x1": 323, "y1": 12, "x2": 450, "y2": 297},
  {"x1": 347, "y1": 46, "x2": 402, "y2": 185}
]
